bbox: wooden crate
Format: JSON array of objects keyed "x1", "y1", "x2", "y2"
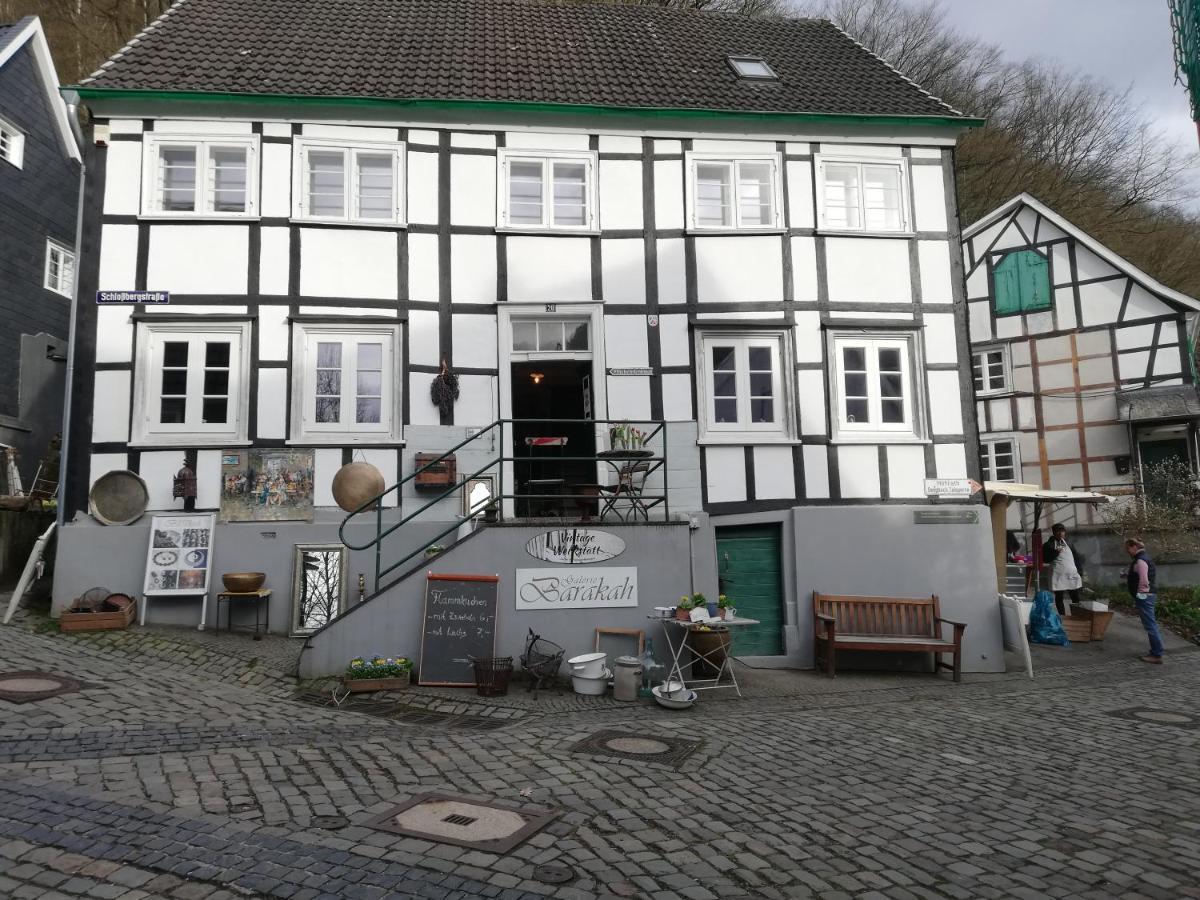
[
  {"x1": 59, "y1": 599, "x2": 136, "y2": 632},
  {"x1": 1073, "y1": 608, "x2": 1114, "y2": 640},
  {"x1": 1061, "y1": 614, "x2": 1094, "y2": 643}
]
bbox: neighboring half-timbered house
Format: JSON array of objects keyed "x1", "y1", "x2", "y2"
[
  {"x1": 964, "y1": 194, "x2": 1200, "y2": 530},
  {"x1": 53, "y1": 0, "x2": 1006, "y2": 672}
]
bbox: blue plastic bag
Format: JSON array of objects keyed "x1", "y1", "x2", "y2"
[{"x1": 1028, "y1": 590, "x2": 1070, "y2": 646}]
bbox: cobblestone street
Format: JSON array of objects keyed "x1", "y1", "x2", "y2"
[{"x1": 1, "y1": 614, "x2": 1199, "y2": 900}]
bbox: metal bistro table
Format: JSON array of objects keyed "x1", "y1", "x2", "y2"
[
  {"x1": 597, "y1": 448, "x2": 654, "y2": 521},
  {"x1": 652, "y1": 615, "x2": 761, "y2": 698}
]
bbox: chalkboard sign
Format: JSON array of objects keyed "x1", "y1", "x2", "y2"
[{"x1": 417, "y1": 573, "x2": 500, "y2": 686}]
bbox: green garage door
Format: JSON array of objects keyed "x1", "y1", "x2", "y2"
[{"x1": 716, "y1": 524, "x2": 783, "y2": 656}]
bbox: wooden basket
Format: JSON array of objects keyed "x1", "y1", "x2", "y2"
[{"x1": 60, "y1": 598, "x2": 136, "y2": 632}]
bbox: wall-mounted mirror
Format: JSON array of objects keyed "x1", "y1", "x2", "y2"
[
  {"x1": 291, "y1": 544, "x2": 348, "y2": 636},
  {"x1": 463, "y1": 475, "x2": 496, "y2": 518}
]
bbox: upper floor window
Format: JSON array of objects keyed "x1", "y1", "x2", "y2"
[
  {"x1": 141, "y1": 134, "x2": 259, "y2": 218},
  {"x1": 830, "y1": 331, "x2": 925, "y2": 441},
  {"x1": 993, "y1": 249, "x2": 1050, "y2": 315},
  {"x1": 291, "y1": 323, "x2": 401, "y2": 442},
  {"x1": 972, "y1": 346, "x2": 1011, "y2": 396},
  {"x1": 695, "y1": 330, "x2": 795, "y2": 443},
  {"x1": 293, "y1": 138, "x2": 405, "y2": 225},
  {"x1": 981, "y1": 436, "x2": 1020, "y2": 483},
  {"x1": 44, "y1": 241, "x2": 75, "y2": 297},
  {"x1": 132, "y1": 321, "x2": 251, "y2": 445},
  {"x1": 727, "y1": 56, "x2": 777, "y2": 80},
  {"x1": 816, "y1": 155, "x2": 911, "y2": 233},
  {"x1": 498, "y1": 149, "x2": 598, "y2": 232},
  {"x1": 685, "y1": 153, "x2": 783, "y2": 232},
  {"x1": 0, "y1": 115, "x2": 25, "y2": 168}
]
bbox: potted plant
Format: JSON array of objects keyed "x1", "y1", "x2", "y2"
[
  {"x1": 342, "y1": 655, "x2": 414, "y2": 692},
  {"x1": 675, "y1": 594, "x2": 699, "y2": 621},
  {"x1": 609, "y1": 422, "x2": 648, "y2": 452},
  {"x1": 718, "y1": 594, "x2": 734, "y2": 620},
  {"x1": 424, "y1": 544, "x2": 445, "y2": 558}
]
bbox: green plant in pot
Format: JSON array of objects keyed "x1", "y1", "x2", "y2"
[
  {"x1": 676, "y1": 594, "x2": 699, "y2": 621},
  {"x1": 718, "y1": 594, "x2": 734, "y2": 620}
]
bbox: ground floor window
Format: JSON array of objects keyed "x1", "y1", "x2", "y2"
[{"x1": 981, "y1": 435, "x2": 1020, "y2": 482}]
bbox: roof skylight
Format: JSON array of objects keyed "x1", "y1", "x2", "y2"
[{"x1": 728, "y1": 56, "x2": 777, "y2": 80}]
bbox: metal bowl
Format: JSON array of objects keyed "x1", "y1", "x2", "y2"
[
  {"x1": 222, "y1": 572, "x2": 265, "y2": 592},
  {"x1": 652, "y1": 685, "x2": 697, "y2": 710}
]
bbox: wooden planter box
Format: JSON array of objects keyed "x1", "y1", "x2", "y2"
[
  {"x1": 341, "y1": 674, "x2": 411, "y2": 693},
  {"x1": 60, "y1": 599, "x2": 136, "y2": 633}
]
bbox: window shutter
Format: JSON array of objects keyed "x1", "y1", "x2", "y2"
[
  {"x1": 1017, "y1": 251, "x2": 1051, "y2": 311},
  {"x1": 993, "y1": 258, "x2": 1021, "y2": 315}
]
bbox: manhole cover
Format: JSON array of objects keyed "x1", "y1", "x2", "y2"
[
  {"x1": 1107, "y1": 707, "x2": 1198, "y2": 729},
  {"x1": 570, "y1": 730, "x2": 700, "y2": 767},
  {"x1": 366, "y1": 792, "x2": 559, "y2": 852},
  {"x1": 311, "y1": 815, "x2": 349, "y2": 830},
  {"x1": 0, "y1": 671, "x2": 82, "y2": 704},
  {"x1": 533, "y1": 864, "x2": 576, "y2": 885}
]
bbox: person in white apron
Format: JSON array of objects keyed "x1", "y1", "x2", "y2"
[{"x1": 1043, "y1": 523, "x2": 1083, "y2": 615}]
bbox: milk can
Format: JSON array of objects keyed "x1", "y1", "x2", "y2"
[{"x1": 613, "y1": 655, "x2": 642, "y2": 702}]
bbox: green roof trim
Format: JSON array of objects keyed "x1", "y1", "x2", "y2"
[{"x1": 71, "y1": 86, "x2": 986, "y2": 129}]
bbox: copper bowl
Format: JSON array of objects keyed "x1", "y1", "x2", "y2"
[{"x1": 222, "y1": 572, "x2": 265, "y2": 592}]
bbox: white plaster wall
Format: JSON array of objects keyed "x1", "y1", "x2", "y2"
[
  {"x1": 103, "y1": 140, "x2": 141, "y2": 216},
  {"x1": 450, "y1": 234, "x2": 497, "y2": 303},
  {"x1": 658, "y1": 314, "x2": 689, "y2": 367},
  {"x1": 195, "y1": 450, "x2": 222, "y2": 510},
  {"x1": 1118, "y1": 351, "x2": 1150, "y2": 381},
  {"x1": 793, "y1": 311, "x2": 822, "y2": 363},
  {"x1": 452, "y1": 314, "x2": 498, "y2": 369},
  {"x1": 606, "y1": 375, "x2": 651, "y2": 420},
  {"x1": 965, "y1": 265, "x2": 988, "y2": 301},
  {"x1": 1053, "y1": 287, "x2": 1077, "y2": 331},
  {"x1": 753, "y1": 446, "x2": 795, "y2": 500},
  {"x1": 450, "y1": 154, "x2": 496, "y2": 227},
  {"x1": 923, "y1": 314, "x2": 958, "y2": 364},
  {"x1": 989, "y1": 221, "x2": 1026, "y2": 253},
  {"x1": 791, "y1": 236, "x2": 818, "y2": 302},
  {"x1": 408, "y1": 310, "x2": 440, "y2": 368},
  {"x1": 90, "y1": 452, "x2": 128, "y2": 489},
  {"x1": 147, "y1": 225, "x2": 249, "y2": 295},
  {"x1": 656, "y1": 239, "x2": 686, "y2": 304},
  {"x1": 886, "y1": 445, "x2": 926, "y2": 498},
  {"x1": 705, "y1": 446, "x2": 746, "y2": 503},
  {"x1": 605, "y1": 315, "x2": 649, "y2": 367},
  {"x1": 1074, "y1": 245, "x2": 1121, "y2": 281},
  {"x1": 97, "y1": 224, "x2": 138, "y2": 291},
  {"x1": 927, "y1": 370, "x2": 964, "y2": 435},
  {"x1": 653, "y1": 159, "x2": 684, "y2": 231},
  {"x1": 838, "y1": 445, "x2": 880, "y2": 499},
  {"x1": 1078, "y1": 280, "x2": 1125, "y2": 328},
  {"x1": 599, "y1": 136, "x2": 641, "y2": 153},
  {"x1": 796, "y1": 370, "x2": 827, "y2": 435},
  {"x1": 661, "y1": 373, "x2": 692, "y2": 421},
  {"x1": 601, "y1": 239, "x2": 646, "y2": 304},
  {"x1": 259, "y1": 226, "x2": 290, "y2": 295},
  {"x1": 1124, "y1": 284, "x2": 1172, "y2": 321},
  {"x1": 506, "y1": 237, "x2": 591, "y2": 303},
  {"x1": 92, "y1": 370, "x2": 130, "y2": 443},
  {"x1": 599, "y1": 160, "x2": 643, "y2": 230},
  {"x1": 934, "y1": 444, "x2": 967, "y2": 478},
  {"x1": 825, "y1": 238, "x2": 910, "y2": 303},
  {"x1": 260, "y1": 142, "x2": 291, "y2": 218},
  {"x1": 803, "y1": 445, "x2": 829, "y2": 499},
  {"x1": 967, "y1": 301, "x2": 992, "y2": 343},
  {"x1": 785, "y1": 160, "x2": 815, "y2": 229},
  {"x1": 299, "y1": 229, "x2": 398, "y2": 300},
  {"x1": 910, "y1": 165, "x2": 947, "y2": 233},
  {"x1": 408, "y1": 232, "x2": 440, "y2": 302},
  {"x1": 140, "y1": 451, "x2": 184, "y2": 510},
  {"x1": 455, "y1": 375, "x2": 498, "y2": 426},
  {"x1": 360, "y1": 449, "x2": 399, "y2": 508},
  {"x1": 256, "y1": 368, "x2": 287, "y2": 439},
  {"x1": 408, "y1": 373, "x2": 439, "y2": 425},
  {"x1": 95, "y1": 306, "x2": 133, "y2": 364},
  {"x1": 505, "y1": 131, "x2": 589, "y2": 150},
  {"x1": 313, "y1": 448, "x2": 343, "y2": 507},
  {"x1": 917, "y1": 241, "x2": 953, "y2": 303},
  {"x1": 407, "y1": 151, "x2": 439, "y2": 225},
  {"x1": 302, "y1": 124, "x2": 397, "y2": 140},
  {"x1": 695, "y1": 236, "x2": 783, "y2": 302}
]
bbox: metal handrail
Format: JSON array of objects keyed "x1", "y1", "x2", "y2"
[{"x1": 339, "y1": 418, "x2": 670, "y2": 591}]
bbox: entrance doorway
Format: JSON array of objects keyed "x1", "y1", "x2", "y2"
[
  {"x1": 511, "y1": 360, "x2": 596, "y2": 517},
  {"x1": 715, "y1": 524, "x2": 784, "y2": 655}
]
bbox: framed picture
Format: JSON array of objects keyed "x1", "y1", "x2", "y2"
[
  {"x1": 220, "y1": 449, "x2": 314, "y2": 522},
  {"x1": 143, "y1": 513, "x2": 216, "y2": 596}
]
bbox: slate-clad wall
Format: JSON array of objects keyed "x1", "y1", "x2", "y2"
[
  {"x1": 0, "y1": 43, "x2": 79, "y2": 423},
  {"x1": 69, "y1": 112, "x2": 980, "y2": 521},
  {"x1": 965, "y1": 200, "x2": 1197, "y2": 528}
]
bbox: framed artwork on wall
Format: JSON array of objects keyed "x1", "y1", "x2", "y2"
[
  {"x1": 220, "y1": 449, "x2": 315, "y2": 522},
  {"x1": 142, "y1": 513, "x2": 217, "y2": 596}
]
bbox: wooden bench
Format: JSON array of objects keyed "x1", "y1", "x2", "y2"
[{"x1": 813, "y1": 592, "x2": 966, "y2": 682}]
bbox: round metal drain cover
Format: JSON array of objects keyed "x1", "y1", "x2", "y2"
[
  {"x1": 533, "y1": 864, "x2": 576, "y2": 885},
  {"x1": 0, "y1": 671, "x2": 83, "y2": 704},
  {"x1": 311, "y1": 815, "x2": 349, "y2": 830},
  {"x1": 604, "y1": 736, "x2": 671, "y2": 755},
  {"x1": 1132, "y1": 710, "x2": 1194, "y2": 724}
]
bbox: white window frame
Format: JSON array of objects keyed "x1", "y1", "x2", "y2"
[
  {"x1": 496, "y1": 149, "x2": 599, "y2": 232},
  {"x1": 829, "y1": 330, "x2": 926, "y2": 442},
  {"x1": 44, "y1": 240, "x2": 75, "y2": 298},
  {"x1": 972, "y1": 345, "x2": 1011, "y2": 397},
  {"x1": 290, "y1": 322, "x2": 402, "y2": 444},
  {"x1": 0, "y1": 115, "x2": 25, "y2": 168},
  {"x1": 814, "y1": 154, "x2": 913, "y2": 235},
  {"x1": 291, "y1": 137, "x2": 406, "y2": 226},
  {"x1": 140, "y1": 134, "x2": 260, "y2": 218},
  {"x1": 727, "y1": 56, "x2": 777, "y2": 80},
  {"x1": 981, "y1": 435, "x2": 1021, "y2": 483},
  {"x1": 695, "y1": 329, "x2": 797, "y2": 444},
  {"x1": 508, "y1": 317, "x2": 592, "y2": 361},
  {"x1": 685, "y1": 152, "x2": 784, "y2": 233},
  {"x1": 132, "y1": 320, "x2": 251, "y2": 446}
]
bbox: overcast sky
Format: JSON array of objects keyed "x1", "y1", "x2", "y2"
[{"x1": 914, "y1": 0, "x2": 1200, "y2": 209}]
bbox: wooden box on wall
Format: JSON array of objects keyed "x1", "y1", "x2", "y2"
[{"x1": 414, "y1": 453, "x2": 457, "y2": 488}]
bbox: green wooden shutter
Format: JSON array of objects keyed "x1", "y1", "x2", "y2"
[
  {"x1": 994, "y1": 250, "x2": 1050, "y2": 315},
  {"x1": 994, "y1": 257, "x2": 1021, "y2": 315}
]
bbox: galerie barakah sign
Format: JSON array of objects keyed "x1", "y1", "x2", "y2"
[
  {"x1": 515, "y1": 567, "x2": 638, "y2": 610},
  {"x1": 525, "y1": 528, "x2": 625, "y2": 564}
]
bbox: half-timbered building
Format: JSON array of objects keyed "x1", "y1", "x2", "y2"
[{"x1": 54, "y1": 0, "x2": 1005, "y2": 673}]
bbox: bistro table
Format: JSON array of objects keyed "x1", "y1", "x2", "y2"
[
  {"x1": 651, "y1": 615, "x2": 761, "y2": 698},
  {"x1": 597, "y1": 449, "x2": 654, "y2": 521},
  {"x1": 217, "y1": 588, "x2": 271, "y2": 637}
]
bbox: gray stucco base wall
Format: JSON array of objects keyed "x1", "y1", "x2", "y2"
[
  {"x1": 298, "y1": 522, "x2": 693, "y2": 679},
  {"x1": 1068, "y1": 531, "x2": 1200, "y2": 592}
]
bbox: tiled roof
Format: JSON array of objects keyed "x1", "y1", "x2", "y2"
[
  {"x1": 1118, "y1": 385, "x2": 1200, "y2": 422},
  {"x1": 80, "y1": 0, "x2": 967, "y2": 119}
]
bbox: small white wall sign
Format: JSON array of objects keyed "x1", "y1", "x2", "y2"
[
  {"x1": 924, "y1": 478, "x2": 975, "y2": 499},
  {"x1": 525, "y1": 528, "x2": 626, "y2": 564},
  {"x1": 97, "y1": 290, "x2": 169, "y2": 304},
  {"x1": 515, "y1": 567, "x2": 638, "y2": 610}
]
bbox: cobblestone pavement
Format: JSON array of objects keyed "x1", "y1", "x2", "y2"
[{"x1": 2, "y1": 615, "x2": 1200, "y2": 899}]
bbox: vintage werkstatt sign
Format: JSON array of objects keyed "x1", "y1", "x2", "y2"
[
  {"x1": 515, "y1": 567, "x2": 637, "y2": 610},
  {"x1": 525, "y1": 528, "x2": 625, "y2": 565}
]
